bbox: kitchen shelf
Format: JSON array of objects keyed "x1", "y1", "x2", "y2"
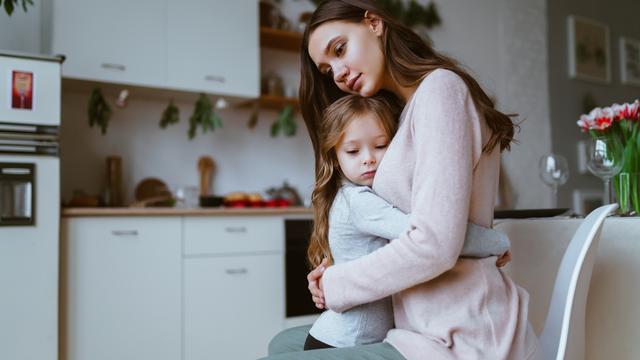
[
  {"x1": 260, "y1": 27, "x2": 303, "y2": 52},
  {"x1": 259, "y1": 94, "x2": 298, "y2": 109}
]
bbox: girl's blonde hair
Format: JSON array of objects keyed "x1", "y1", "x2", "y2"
[{"x1": 308, "y1": 94, "x2": 401, "y2": 268}]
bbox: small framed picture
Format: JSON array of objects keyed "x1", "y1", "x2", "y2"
[
  {"x1": 572, "y1": 189, "x2": 603, "y2": 216},
  {"x1": 11, "y1": 70, "x2": 34, "y2": 110},
  {"x1": 567, "y1": 15, "x2": 611, "y2": 84},
  {"x1": 620, "y1": 37, "x2": 640, "y2": 86}
]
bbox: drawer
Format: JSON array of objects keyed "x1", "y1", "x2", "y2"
[
  {"x1": 64, "y1": 216, "x2": 182, "y2": 243},
  {"x1": 183, "y1": 216, "x2": 283, "y2": 255}
]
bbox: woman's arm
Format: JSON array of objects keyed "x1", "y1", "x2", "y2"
[{"x1": 321, "y1": 70, "x2": 481, "y2": 313}]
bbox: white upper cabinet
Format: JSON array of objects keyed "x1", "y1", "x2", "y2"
[
  {"x1": 167, "y1": 0, "x2": 259, "y2": 98},
  {"x1": 49, "y1": 0, "x2": 259, "y2": 98},
  {"x1": 51, "y1": 0, "x2": 167, "y2": 88}
]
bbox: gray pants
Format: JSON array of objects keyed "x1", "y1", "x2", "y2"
[{"x1": 258, "y1": 325, "x2": 406, "y2": 360}]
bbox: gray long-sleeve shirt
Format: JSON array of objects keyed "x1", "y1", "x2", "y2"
[{"x1": 309, "y1": 183, "x2": 510, "y2": 348}]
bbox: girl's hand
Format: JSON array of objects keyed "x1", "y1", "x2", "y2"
[
  {"x1": 496, "y1": 250, "x2": 512, "y2": 268},
  {"x1": 307, "y1": 258, "x2": 329, "y2": 309}
]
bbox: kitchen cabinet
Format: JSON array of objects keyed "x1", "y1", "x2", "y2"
[
  {"x1": 61, "y1": 214, "x2": 292, "y2": 359},
  {"x1": 183, "y1": 216, "x2": 284, "y2": 359},
  {"x1": 184, "y1": 254, "x2": 284, "y2": 360},
  {"x1": 167, "y1": 0, "x2": 259, "y2": 98},
  {"x1": 49, "y1": 0, "x2": 259, "y2": 98},
  {"x1": 183, "y1": 216, "x2": 282, "y2": 255},
  {"x1": 50, "y1": 0, "x2": 167, "y2": 88},
  {"x1": 61, "y1": 217, "x2": 182, "y2": 360}
]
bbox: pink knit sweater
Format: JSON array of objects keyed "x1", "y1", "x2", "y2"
[{"x1": 322, "y1": 69, "x2": 540, "y2": 359}]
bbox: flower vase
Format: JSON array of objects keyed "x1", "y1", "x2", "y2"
[
  {"x1": 577, "y1": 100, "x2": 639, "y2": 215},
  {"x1": 615, "y1": 172, "x2": 640, "y2": 216}
]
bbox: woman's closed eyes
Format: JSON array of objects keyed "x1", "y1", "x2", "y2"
[
  {"x1": 334, "y1": 42, "x2": 345, "y2": 57},
  {"x1": 321, "y1": 41, "x2": 346, "y2": 76}
]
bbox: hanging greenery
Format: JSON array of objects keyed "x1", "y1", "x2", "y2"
[
  {"x1": 309, "y1": 0, "x2": 441, "y2": 29},
  {"x1": 88, "y1": 88, "x2": 112, "y2": 135},
  {"x1": 271, "y1": 105, "x2": 296, "y2": 137},
  {"x1": 1, "y1": 0, "x2": 33, "y2": 16},
  {"x1": 160, "y1": 99, "x2": 180, "y2": 129},
  {"x1": 188, "y1": 93, "x2": 223, "y2": 139},
  {"x1": 402, "y1": 1, "x2": 440, "y2": 28}
]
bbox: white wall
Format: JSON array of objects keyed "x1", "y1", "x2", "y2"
[
  {"x1": 59, "y1": 91, "x2": 315, "y2": 204},
  {"x1": 427, "y1": 0, "x2": 551, "y2": 209},
  {"x1": 497, "y1": 0, "x2": 552, "y2": 209},
  {"x1": 0, "y1": 1, "x2": 42, "y2": 54},
  {"x1": 1, "y1": 0, "x2": 552, "y2": 209}
]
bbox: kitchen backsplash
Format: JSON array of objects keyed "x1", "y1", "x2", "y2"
[{"x1": 60, "y1": 90, "x2": 315, "y2": 206}]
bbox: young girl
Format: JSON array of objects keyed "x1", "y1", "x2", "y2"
[{"x1": 304, "y1": 94, "x2": 510, "y2": 350}]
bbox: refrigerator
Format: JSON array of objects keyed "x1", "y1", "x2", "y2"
[{"x1": 0, "y1": 51, "x2": 63, "y2": 360}]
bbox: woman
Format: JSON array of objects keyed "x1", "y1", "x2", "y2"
[{"x1": 262, "y1": 1, "x2": 539, "y2": 359}]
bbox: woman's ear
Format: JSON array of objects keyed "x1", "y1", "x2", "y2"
[{"x1": 364, "y1": 11, "x2": 384, "y2": 36}]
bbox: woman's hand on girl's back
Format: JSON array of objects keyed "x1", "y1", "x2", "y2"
[{"x1": 307, "y1": 258, "x2": 329, "y2": 309}]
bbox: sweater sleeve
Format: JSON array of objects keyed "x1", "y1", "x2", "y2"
[
  {"x1": 462, "y1": 223, "x2": 510, "y2": 258},
  {"x1": 346, "y1": 186, "x2": 510, "y2": 257},
  {"x1": 345, "y1": 186, "x2": 411, "y2": 241},
  {"x1": 322, "y1": 70, "x2": 480, "y2": 313}
]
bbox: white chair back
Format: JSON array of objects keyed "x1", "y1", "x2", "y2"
[{"x1": 539, "y1": 204, "x2": 618, "y2": 360}]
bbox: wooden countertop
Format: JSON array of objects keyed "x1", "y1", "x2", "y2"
[{"x1": 62, "y1": 206, "x2": 313, "y2": 217}]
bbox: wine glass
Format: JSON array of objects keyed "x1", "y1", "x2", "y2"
[
  {"x1": 539, "y1": 154, "x2": 570, "y2": 208},
  {"x1": 586, "y1": 137, "x2": 624, "y2": 204}
]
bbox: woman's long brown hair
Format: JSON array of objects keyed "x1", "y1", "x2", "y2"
[
  {"x1": 307, "y1": 95, "x2": 400, "y2": 268},
  {"x1": 300, "y1": 0, "x2": 517, "y2": 170}
]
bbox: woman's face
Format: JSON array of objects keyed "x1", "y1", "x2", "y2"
[{"x1": 308, "y1": 19, "x2": 386, "y2": 97}]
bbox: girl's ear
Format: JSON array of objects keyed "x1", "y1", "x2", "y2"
[{"x1": 364, "y1": 11, "x2": 384, "y2": 37}]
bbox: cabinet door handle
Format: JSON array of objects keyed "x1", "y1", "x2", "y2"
[
  {"x1": 111, "y1": 230, "x2": 138, "y2": 236},
  {"x1": 101, "y1": 63, "x2": 126, "y2": 71},
  {"x1": 225, "y1": 226, "x2": 247, "y2": 233},
  {"x1": 225, "y1": 268, "x2": 248, "y2": 275},
  {"x1": 204, "y1": 74, "x2": 226, "y2": 83}
]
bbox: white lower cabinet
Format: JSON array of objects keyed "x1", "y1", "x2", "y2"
[
  {"x1": 63, "y1": 215, "x2": 286, "y2": 360},
  {"x1": 184, "y1": 254, "x2": 284, "y2": 360},
  {"x1": 62, "y1": 217, "x2": 182, "y2": 360}
]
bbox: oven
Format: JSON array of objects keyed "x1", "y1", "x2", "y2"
[
  {"x1": 284, "y1": 218, "x2": 323, "y2": 318},
  {"x1": 0, "y1": 162, "x2": 35, "y2": 226}
]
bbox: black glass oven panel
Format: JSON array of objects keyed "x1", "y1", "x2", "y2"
[{"x1": 285, "y1": 219, "x2": 323, "y2": 317}]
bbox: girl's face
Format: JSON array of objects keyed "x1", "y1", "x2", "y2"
[
  {"x1": 308, "y1": 19, "x2": 386, "y2": 97},
  {"x1": 335, "y1": 114, "x2": 390, "y2": 186}
]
